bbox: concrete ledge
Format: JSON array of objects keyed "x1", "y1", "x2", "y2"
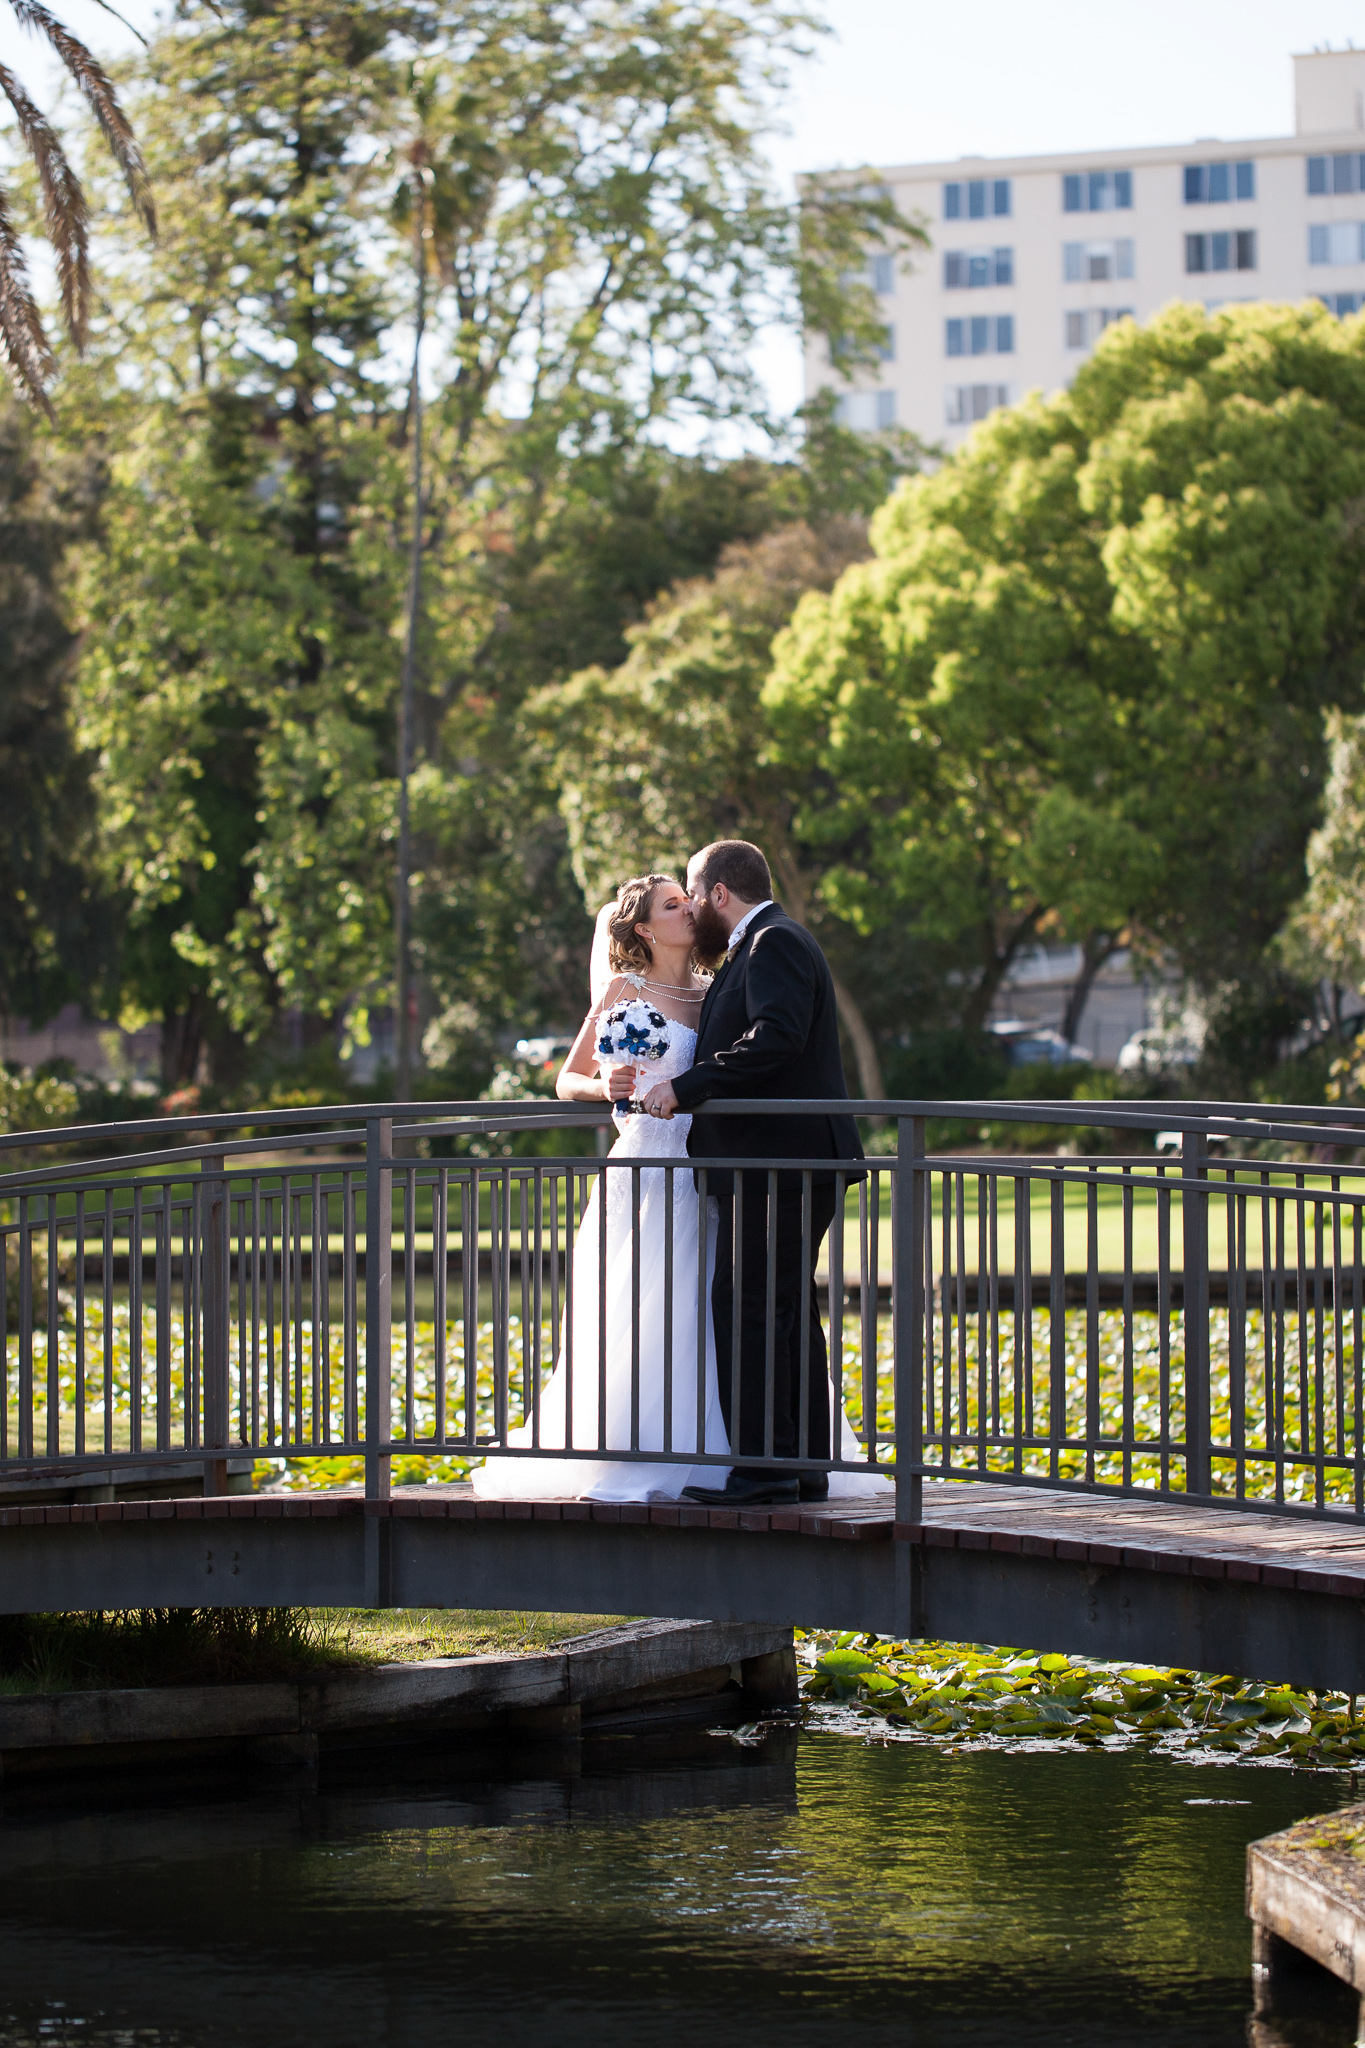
[{"x1": 0, "y1": 1617, "x2": 794, "y2": 1776}]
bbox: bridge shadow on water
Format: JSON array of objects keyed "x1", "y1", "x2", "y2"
[{"x1": 0, "y1": 1730, "x2": 1362, "y2": 2048}]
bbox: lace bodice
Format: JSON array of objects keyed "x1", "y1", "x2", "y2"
[{"x1": 609, "y1": 1022, "x2": 696, "y2": 1158}]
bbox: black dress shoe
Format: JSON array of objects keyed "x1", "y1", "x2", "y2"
[
  {"x1": 681, "y1": 1472, "x2": 801, "y2": 1507},
  {"x1": 798, "y1": 1474, "x2": 829, "y2": 1501}
]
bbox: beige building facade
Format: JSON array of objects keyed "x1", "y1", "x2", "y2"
[{"x1": 807, "y1": 48, "x2": 1365, "y2": 447}]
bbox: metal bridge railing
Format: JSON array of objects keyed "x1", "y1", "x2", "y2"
[{"x1": 2, "y1": 1095, "x2": 1365, "y2": 1524}]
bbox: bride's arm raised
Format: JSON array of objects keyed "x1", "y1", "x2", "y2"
[{"x1": 555, "y1": 979, "x2": 638, "y2": 1103}]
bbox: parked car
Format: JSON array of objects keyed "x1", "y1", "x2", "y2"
[
  {"x1": 986, "y1": 1020, "x2": 1092, "y2": 1068},
  {"x1": 1116, "y1": 1026, "x2": 1201, "y2": 1075}
]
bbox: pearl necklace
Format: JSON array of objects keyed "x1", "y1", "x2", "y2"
[{"x1": 621, "y1": 971, "x2": 704, "y2": 999}]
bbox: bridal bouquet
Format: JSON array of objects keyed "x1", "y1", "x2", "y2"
[{"x1": 596, "y1": 998, "x2": 671, "y2": 1115}]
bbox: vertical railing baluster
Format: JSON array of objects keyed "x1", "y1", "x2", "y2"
[
  {"x1": 364, "y1": 1116, "x2": 393, "y2": 1497},
  {"x1": 1332, "y1": 1177, "x2": 1345, "y2": 1491},
  {"x1": 662, "y1": 1162, "x2": 674, "y2": 1457},
  {"x1": 200, "y1": 1152, "x2": 229, "y2": 1493},
  {"x1": 1181, "y1": 1129, "x2": 1211, "y2": 1497},
  {"x1": 404, "y1": 1168, "x2": 416, "y2": 1447},
  {"x1": 1085, "y1": 1164, "x2": 1100, "y2": 1486},
  {"x1": 894, "y1": 1113, "x2": 926, "y2": 1527},
  {"x1": 763, "y1": 1167, "x2": 777, "y2": 1464},
  {"x1": 729, "y1": 1173, "x2": 744, "y2": 1462},
  {"x1": 45, "y1": 1190, "x2": 59, "y2": 1458},
  {"x1": 1229, "y1": 1172, "x2": 1246, "y2": 1502},
  {"x1": 102, "y1": 1191, "x2": 113, "y2": 1456},
  {"x1": 17, "y1": 1195, "x2": 32, "y2": 1459},
  {"x1": 1121, "y1": 1164, "x2": 1134, "y2": 1487},
  {"x1": 463, "y1": 1171, "x2": 478, "y2": 1449},
  {"x1": 1156, "y1": 1164, "x2": 1170, "y2": 1490},
  {"x1": 798, "y1": 1169, "x2": 812, "y2": 1467},
  {"x1": 1012, "y1": 1174, "x2": 1027, "y2": 1470},
  {"x1": 1355, "y1": 1191, "x2": 1364, "y2": 1517},
  {"x1": 596, "y1": 1158, "x2": 609, "y2": 1452},
  {"x1": 694, "y1": 1165, "x2": 708, "y2": 1456},
  {"x1": 156, "y1": 1183, "x2": 172, "y2": 1456},
  {"x1": 434, "y1": 1169, "x2": 448, "y2": 1448},
  {"x1": 1049, "y1": 1173, "x2": 1065, "y2": 1481},
  {"x1": 74, "y1": 1189, "x2": 86, "y2": 1458},
  {"x1": 1295, "y1": 1173, "x2": 1310, "y2": 1489}
]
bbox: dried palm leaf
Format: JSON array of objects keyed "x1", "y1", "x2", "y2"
[
  {"x1": 0, "y1": 180, "x2": 56, "y2": 414},
  {"x1": 0, "y1": 62, "x2": 89, "y2": 348},
  {"x1": 9, "y1": 0, "x2": 156, "y2": 239}
]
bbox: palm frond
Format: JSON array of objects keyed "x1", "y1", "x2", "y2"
[
  {"x1": 9, "y1": 0, "x2": 156, "y2": 239},
  {"x1": 0, "y1": 180, "x2": 56, "y2": 415},
  {"x1": 0, "y1": 62, "x2": 89, "y2": 348},
  {"x1": 80, "y1": 0, "x2": 148, "y2": 47}
]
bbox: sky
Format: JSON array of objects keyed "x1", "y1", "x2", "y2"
[{"x1": 10, "y1": 0, "x2": 1365, "y2": 412}]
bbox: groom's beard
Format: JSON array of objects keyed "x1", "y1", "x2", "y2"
[{"x1": 690, "y1": 898, "x2": 732, "y2": 969}]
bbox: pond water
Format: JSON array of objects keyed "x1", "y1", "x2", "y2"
[{"x1": 0, "y1": 1728, "x2": 1359, "y2": 2048}]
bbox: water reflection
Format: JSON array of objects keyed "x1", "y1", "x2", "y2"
[{"x1": 0, "y1": 1729, "x2": 1359, "y2": 2048}]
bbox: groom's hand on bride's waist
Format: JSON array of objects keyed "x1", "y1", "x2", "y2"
[{"x1": 639, "y1": 1079, "x2": 679, "y2": 1120}]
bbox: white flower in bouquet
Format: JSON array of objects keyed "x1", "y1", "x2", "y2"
[{"x1": 596, "y1": 998, "x2": 672, "y2": 1114}]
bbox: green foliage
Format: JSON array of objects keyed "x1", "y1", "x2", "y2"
[
  {"x1": 0, "y1": 1606, "x2": 339, "y2": 1693},
  {"x1": 0, "y1": 401, "x2": 107, "y2": 1021},
  {"x1": 52, "y1": 0, "x2": 923, "y2": 1094},
  {"x1": 797, "y1": 1631, "x2": 1365, "y2": 1764},
  {"x1": 764, "y1": 301, "x2": 1365, "y2": 1040}
]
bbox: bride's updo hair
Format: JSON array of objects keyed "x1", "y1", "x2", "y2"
[{"x1": 606, "y1": 873, "x2": 677, "y2": 975}]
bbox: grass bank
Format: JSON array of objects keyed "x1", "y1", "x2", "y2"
[{"x1": 0, "y1": 1606, "x2": 628, "y2": 1694}]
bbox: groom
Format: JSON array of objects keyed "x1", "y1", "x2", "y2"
[{"x1": 639, "y1": 839, "x2": 863, "y2": 1506}]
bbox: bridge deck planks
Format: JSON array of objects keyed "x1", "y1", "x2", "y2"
[{"x1": 6, "y1": 1479, "x2": 1365, "y2": 1600}]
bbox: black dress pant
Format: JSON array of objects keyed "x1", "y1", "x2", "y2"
[{"x1": 712, "y1": 1177, "x2": 838, "y2": 1470}]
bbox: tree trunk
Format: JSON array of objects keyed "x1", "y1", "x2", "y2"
[
  {"x1": 768, "y1": 847, "x2": 885, "y2": 1101},
  {"x1": 829, "y1": 969, "x2": 885, "y2": 1102},
  {"x1": 160, "y1": 994, "x2": 204, "y2": 1094},
  {"x1": 962, "y1": 908, "x2": 1044, "y2": 1033},
  {"x1": 1060, "y1": 932, "x2": 1119, "y2": 1049}
]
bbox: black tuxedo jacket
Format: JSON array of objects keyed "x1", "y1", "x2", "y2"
[{"x1": 670, "y1": 903, "x2": 863, "y2": 1192}]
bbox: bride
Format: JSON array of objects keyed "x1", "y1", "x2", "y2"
[{"x1": 471, "y1": 872, "x2": 890, "y2": 1504}]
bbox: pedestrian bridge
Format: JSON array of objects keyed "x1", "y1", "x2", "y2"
[{"x1": 2, "y1": 1093, "x2": 1365, "y2": 1690}]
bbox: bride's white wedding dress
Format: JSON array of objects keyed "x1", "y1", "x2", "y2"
[{"x1": 472, "y1": 1023, "x2": 891, "y2": 1504}]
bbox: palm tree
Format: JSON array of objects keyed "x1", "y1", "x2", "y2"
[{"x1": 0, "y1": 0, "x2": 155, "y2": 412}]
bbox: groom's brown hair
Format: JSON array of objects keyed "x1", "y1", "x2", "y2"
[{"x1": 693, "y1": 840, "x2": 771, "y2": 904}]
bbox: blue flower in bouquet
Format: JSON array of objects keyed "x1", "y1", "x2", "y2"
[{"x1": 596, "y1": 998, "x2": 672, "y2": 1067}]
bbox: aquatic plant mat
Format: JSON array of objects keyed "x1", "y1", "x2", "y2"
[
  {"x1": 11, "y1": 1303, "x2": 1361, "y2": 1510},
  {"x1": 0, "y1": 1608, "x2": 629, "y2": 1694},
  {"x1": 797, "y1": 1632, "x2": 1365, "y2": 1767}
]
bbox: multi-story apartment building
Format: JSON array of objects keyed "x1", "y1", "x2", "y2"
[{"x1": 807, "y1": 47, "x2": 1365, "y2": 447}]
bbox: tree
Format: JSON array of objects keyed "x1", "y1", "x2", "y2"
[
  {"x1": 0, "y1": 395, "x2": 107, "y2": 1023},
  {"x1": 69, "y1": 0, "x2": 405, "y2": 1086},
  {"x1": 763, "y1": 302, "x2": 1365, "y2": 1036},
  {"x1": 66, "y1": 0, "x2": 924, "y2": 1086},
  {"x1": 534, "y1": 515, "x2": 889, "y2": 1090},
  {"x1": 0, "y1": 0, "x2": 154, "y2": 407}
]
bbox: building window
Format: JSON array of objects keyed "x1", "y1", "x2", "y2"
[
  {"x1": 1062, "y1": 169, "x2": 1133, "y2": 212},
  {"x1": 1064, "y1": 307, "x2": 1134, "y2": 350},
  {"x1": 1307, "y1": 154, "x2": 1365, "y2": 196},
  {"x1": 943, "y1": 178, "x2": 1011, "y2": 220},
  {"x1": 1185, "y1": 230, "x2": 1256, "y2": 273},
  {"x1": 1062, "y1": 238, "x2": 1134, "y2": 282},
  {"x1": 945, "y1": 383, "x2": 1010, "y2": 425},
  {"x1": 836, "y1": 391, "x2": 897, "y2": 431},
  {"x1": 870, "y1": 253, "x2": 895, "y2": 294},
  {"x1": 1183, "y1": 160, "x2": 1256, "y2": 203},
  {"x1": 1309, "y1": 222, "x2": 1365, "y2": 265},
  {"x1": 878, "y1": 324, "x2": 895, "y2": 362},
  {"x1": 946, "y1": 314, "x2": 1014, "y2": 355},
  {"x1": 1320, "y1": 291, "x2": 1365, "y2": 316},
  {"x1": 944, "y1": 247, "x2": 1014, "y2": 289}
]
